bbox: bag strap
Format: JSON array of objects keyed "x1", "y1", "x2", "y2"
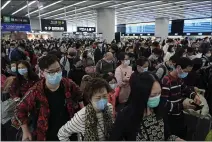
[{"x1": 160, "y1": 65, "x2": 167, "y2": 79}]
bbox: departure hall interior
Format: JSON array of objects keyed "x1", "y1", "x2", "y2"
[{"x1": 1, "y1": 0, "x2": 212, "y2": 141}]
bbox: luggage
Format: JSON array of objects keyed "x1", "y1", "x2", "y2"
[
  {"x1": 183, "y1": 109, "x2": 212, "y2": 141},
  {"x1": 1, "y1": 98, "x2": 18, "y2": 124}
]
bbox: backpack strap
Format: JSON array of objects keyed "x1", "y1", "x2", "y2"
[{"x1": 160, "y1": 65, "x2": 167, "y2": 79}]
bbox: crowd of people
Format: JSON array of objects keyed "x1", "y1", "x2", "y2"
[{"x1": 1, "y1": 36, "x2": 212, "y2": 141}]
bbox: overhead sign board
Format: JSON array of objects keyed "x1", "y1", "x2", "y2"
[
  {"x1": 77, "y1": 27, "x2": 96, "y2": 33},
  {"x1": 41, "y1": 19, "x2": 67, "y2": 32},
  {"x1": 1, "y1": 23, "x2": 31, "y2": 31},
  {"x1": 1, "y1": 16, "x2": 30, "y2": 24}
]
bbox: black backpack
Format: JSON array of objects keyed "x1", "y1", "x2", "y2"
[{"x1": 153, "y1": 64, "x2": 167, "y2": 80}]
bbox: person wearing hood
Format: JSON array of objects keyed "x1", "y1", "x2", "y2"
[{"x1": 109, "y1": 72, "x2": 183, "y2": 141}]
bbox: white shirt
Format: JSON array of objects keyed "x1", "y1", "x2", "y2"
[{"x1": 58, "y1": 103, "x2": 113, "y2": 141}]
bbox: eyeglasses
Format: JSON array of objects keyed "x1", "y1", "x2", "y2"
[{"x1": 45, "y1": 68, "x2": 62, "y2": 76}]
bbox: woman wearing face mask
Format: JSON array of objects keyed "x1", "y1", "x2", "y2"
[
  {"x1": 201, "y1": 48, "x2": 212, "y2": 67},
  {"x1": 4, "y1": 61, "x2": 39, "y2": 141},
  {"x1": 164, "y1": 45, "x2": 175, "y2": 62},
  {"x1": 103, "y1": 75, "x2": 119, "y2": 118},
  {"x1": 115, "y1": 52, "x2": 132, "y2": 112},
  {"x1": 9, "y1": 60, "x2": 39, "y2": 99},
  {"x1": 109, "y1": 72, "x2": 183, "y2": 141},
  {"x1": 58, "y1": 78, "x2": 113, "y2": 141}
]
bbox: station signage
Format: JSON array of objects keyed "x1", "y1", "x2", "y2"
[
  {"x1": 1, "y1": 15, "x2": 30, "y2": 24},
  {"x1": 41, "y1": 19, "x2": 67, "y2": 32},
  {"x1": 77, "y1": 27, "x2": 96, "y2": 33},
  {"x1": 1, "y1": 23, "x2": 31, "y2": 31}
]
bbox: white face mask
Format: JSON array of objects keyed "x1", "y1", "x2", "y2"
[
  {"x1": 109, "y1": 84, "x2": 117, "y2": 89},
  {"x1": 124, "y1": 60, "x2": 130, "y2": 66},
  {"x1": 206, "y1": 53, "x2": 211, "y2": 57}
]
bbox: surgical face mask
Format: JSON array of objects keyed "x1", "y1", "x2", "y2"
[
  {"x1": 137, "y1": 67, "x2": 148, "y2": 73},
  {"x1": 147, "y1": 95, "x2": 161, "y2": 108},
  {"x1": 109, "y1": 84, "x2": 117, "y2": 89},
  {"x1": 152, "y1": 54, "x2": 158, "y2": 60},
  {"x1": 124, "y1": 60, "x2": 130, "y2": 66},
  {"x1": 178, "y1": 71, "x2": 188, "y2": 79},
  {"x1": 18, "y1": 68, "x2": 28, "y2": 75},
  {"x1": 45, "y1": 71, "x2": 62, "y2": 85},
  {"x1": 95, "y1": 98, "x2": 108, "y2": 111},
  {"x1": 206, "y1": 53, "x2": 211, "y2": 57},
  {"x1": 11, "y1": 67, "x2": 16, "y2": 73}
]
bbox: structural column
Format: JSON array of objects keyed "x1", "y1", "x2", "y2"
[
  {"x1": 97, "y1": 8, "x2": 115, "y2": 43},
  {"x1": 155, "y1": 17, "x2": 169, "y2": 40}
]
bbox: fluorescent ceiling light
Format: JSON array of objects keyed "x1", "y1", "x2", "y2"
[
  {"x1": 55, "y1": 10, "x2": 93, "y2": 19},
  {"x1": 1, "y1": 0, "x2": 11, "y2": 10},
  {"x1": 12, "y1": 1, "x2": 36, "y2": 15},
  {"x1": 66, "y1": 14, "x2": 96, "y2": 21},
  {"x1": 25, "y1": 1, "x2": 62, "y2": 16},
  {"x1": 119, "y1": 1, "x2": 162, "y2": 10},
  {"x1": 109, "y1": 1, "x2": 137, "y2": 8},
  {"x1": 45, "y1": 1, "x2": 110, "y2": 19},
  {"x1": 39, "y1": 1, "x2": 87, "y2": 17}
]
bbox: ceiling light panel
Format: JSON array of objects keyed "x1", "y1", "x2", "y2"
[
  {"x1": 44, "y1": 1, "x2": 111, "y2": 19},
  {"x1": 39, "y1": 1, "x2": 87, "y2": 17},
  {"x1": 1, "y1": 0, "x2": 11, "y2": 10},
  {"x1": 116, "y1": 0, "x2": 210, "y2": 15},
  {"x1": 54, "y1": 10, "x2": 94, "y2": 19},
  {"x1": 12, "y1": 1, "x2": 36, "y2": 15},
  {"x1": 108, "y1": 1, "x2": 137, "y2": 8},
  {"x1": 25, "y1": 1, "x2": 62, "y2": 16}
]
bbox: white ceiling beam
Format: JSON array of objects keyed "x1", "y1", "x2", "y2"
[
  {"x1": 116, "y1": 1, "x2": 210, "y2": 14},
  {"x1": 1, "y1": 0, "x2": 11, "y2": 10},
  {"x1": 39, "y1": 1, "x2": 87, "y2": 17},
  {"x1": 12, "y1": 1, "x2": 36, "y2": 15},
  {"x1": 43, "y1": 1, "x2": 111, "y2": 19},
  {"x1": 53, "y1": 10, "x2": 94, "y2": 20},
  {"x1": 25, "y1": 1, "x2": 62, "y2": 16},
  {"x1": 118, "y1": 1, "x2": 162, "y2": 10},
  {"x1": 108, "y1": 1, "x2": 137, "y2": 8}
]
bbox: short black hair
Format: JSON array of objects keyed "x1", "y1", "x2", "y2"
[
  {"x1": 187, "y1": 47, "x2": 194, "y2": 53},
  {"x1": 152, "y1": 48, "x2": 163, "y2": 56},
  {"x1": 167, "y1": 45, "x2": 174, "y2": 53},
  {"x1": 84, "y1": 78, "x2": 112, "y2": 102},
  {"x1": 38, "y1": 54, "x2": 59, "y2": 70},
  {"x1": 192, "y1": 58, "x2": 203, "y2": 71},
  {"x1": 118, "y1": 52, "x2": 128, "y2": 61},
  {"x1": 136, "y1": 56, "x2": 148, "y2": 66},
  {"x1": 176, "y1": 57, "x2": 193, "y2": 69},
  {"x1": 166, "y1": 39, "x2": 174, "y2": 43},
  {"x1": 169, "y1": 55, "x2": 179, "y2": 63},
  {"x1": 152, "y1": 41, "x2": 159, "y2": 47}
]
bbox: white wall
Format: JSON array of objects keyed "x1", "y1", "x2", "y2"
[
  {"x1": 97, "y1": 8, "x2": 115, "y2": 43},
  {"x1": 67, "y1": 21, "x2": 96, "y2": 32},
  {"x1": 30, "y1": 18, "x2": 40, "y2": 31},
  {"x1": 155, "y1": 17, "x2": 169, "y2": 40}
]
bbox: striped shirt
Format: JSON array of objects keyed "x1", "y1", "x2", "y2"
[
  {"x1": 161, "y1": 73, "x2": 196, "y2": 115},
  {"x1": 58, "y1": 103, "x2": 113, "y2": 141}
]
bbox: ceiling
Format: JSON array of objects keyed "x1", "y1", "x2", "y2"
[{"x1": 1, "y1": 0, "x2": 212, "y2": 25}]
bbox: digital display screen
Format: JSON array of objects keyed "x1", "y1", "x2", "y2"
[
  {"x1": 183, "y1": 18, "x2": 212, "y2": 33},
  {"x1": 41, "y1": 19, "x2": 67, "y2": 32},
  {"x1": 126, "y1": 21, "x2": 172, "y2": 34},
  {"x1": 1, "y1": 15, "x2": 30, "y2": 24},
  {"x1": 77, "y1": 27, "x2": 96, "y2": 32}
]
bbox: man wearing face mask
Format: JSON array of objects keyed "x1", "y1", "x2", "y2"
[
  {"x1": 96, "y1": 52, "x2": 116, "y2": 76},
  {"x1": 12, "y1": 54, "x2": 83, "y2": 141},
  {"x1": 9, "y1": 42, "x2": 27, "y2": 62},
  {"x1": 161, "y1": 57, "x2": 202, "y2": 139},
  {"x1": 155, "y1": 55, "x2": 178, "y2": 80},
  {"x1": 148, "y1": 48, "x2": 164, "y2": 71}
]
